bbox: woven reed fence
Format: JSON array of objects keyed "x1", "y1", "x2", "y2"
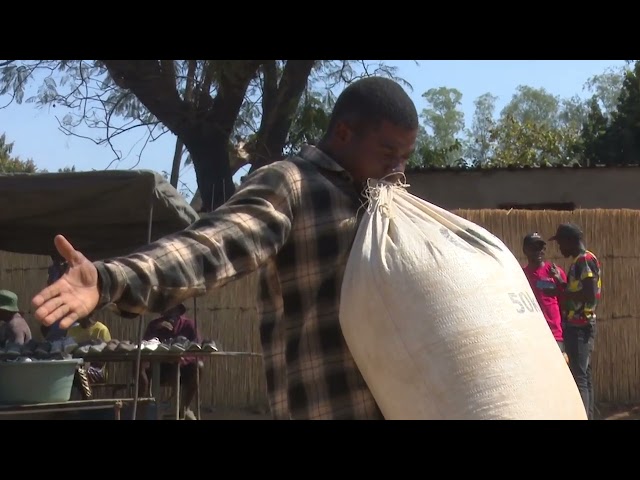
[
  {"x1": 1, "y1": 208, "x2": 639, "y2": 407},
  {"x1": 0, "y1": 252, "x2": 269, "y2": 410},
  {"x1": 453, "y1": 208, "x2": 640, "y2": 405}
]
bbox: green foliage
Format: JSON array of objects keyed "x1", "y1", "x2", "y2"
[
  {"x1": 285, "y1": 90, "x2": 333, "y2": 154},
  {"x1": 0, "y1": 133, "x2": 37, "y2": 173},
  {"x1": 488, "y1": 116, "x2": 579, "y2": 167},
  {"x1": 0, "y1": 60, "x2": 407, "y2": 183},
  {"x1": 0, "y1": 59, "x2": 638, "y2": 181},
  {"x1": 574, "y1": 61, "x2": 640, "y2": 166},
  {"x1": 409, "y1": 62, "x2": 638, "y2": 169},
  {"x1": 0, "y1": 132, "x2": 77, "y2": 174}
]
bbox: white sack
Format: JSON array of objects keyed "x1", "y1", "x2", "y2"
[{"x1": 340, "y1": 180, "x2": 586, "y2": 420}]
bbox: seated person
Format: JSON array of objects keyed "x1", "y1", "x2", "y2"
[
  {"x1": 138, "y1": 304, "x2": 203, "y2": 420},
  {"x1": 0, "y1": 290, "x2": 32, "y2": 347},
  {"x1": 68, "y1": 315, "x2": 111, "y2": 384},
  {"x1": 41, "y1": 255, "x2": 69, "y2": 341}
]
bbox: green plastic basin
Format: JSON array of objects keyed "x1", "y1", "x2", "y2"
[{"x1": 0, "y1": 359, "x2": 82, "y2": 405}]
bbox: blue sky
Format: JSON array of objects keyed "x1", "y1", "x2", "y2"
[{"x1": 0, "y1": 60, "x2": 627, "y2": 199}]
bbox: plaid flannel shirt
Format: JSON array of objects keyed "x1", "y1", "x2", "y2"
[{"x1": 95, "y1": 145, "x2": 383, "y2": 420}]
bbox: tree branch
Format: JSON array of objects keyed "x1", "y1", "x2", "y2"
[
  {"x1": 249, "y1": 60, "x2": 316, "y2": 170},
  {"x1": 100, "y1": 60, "x2": 190, "y2": 136}
]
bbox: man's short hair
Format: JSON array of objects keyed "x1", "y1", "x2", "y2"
[{"x1": 327, "y1": 76, "x2": 419, "y2": 134}]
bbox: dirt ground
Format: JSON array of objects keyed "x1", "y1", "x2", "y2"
[
  {"x1": 597, "y1": 403, "x2": 640, "y2": 420},
  {"x1": 198, "y1": 404, "x2": 640, "y2": 420},
  {"x1": 199, "y1": 408, "x2": 271, "y2": 420},
  {"x1": 6, "y1": 404, "x2": 640, "y2": 420}
]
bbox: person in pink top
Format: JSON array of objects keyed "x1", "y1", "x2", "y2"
[{"x1": 521, "y1": 232, "x2": 568, "y2": 354}]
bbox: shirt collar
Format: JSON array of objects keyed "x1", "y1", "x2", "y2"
[{"x1": 298, "y1": 145, "x2": 353, "y2": 180}]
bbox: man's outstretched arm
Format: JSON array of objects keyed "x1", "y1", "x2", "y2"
[{"x1": 95, "y1": 162, "x2": 299, "y2": 316}]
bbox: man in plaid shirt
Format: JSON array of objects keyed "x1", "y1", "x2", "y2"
[{"x1": 31, "y1": 76, "x2": 420, "y2": 420}]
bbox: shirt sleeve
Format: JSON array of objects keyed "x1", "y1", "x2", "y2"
[
  {"x1": 99, "y1": 325, "x2": 112, "y2": 342},
  {"x1": 94, "y1": 161, "x2": 300, "y2": 317},
  {"x1": 576, "y1": 254, "x2": 599, "y2": 281}
]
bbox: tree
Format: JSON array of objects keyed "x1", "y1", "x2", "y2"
[
  {"x1": 0, "y1": 133, "x2": 37, "y2": 173},
  {"x1": 577, "y1": 61, "x2": 640, "y2": 166},
  {"x1": 420, "y1": 87, "x2": 465, "y2": 166},
  {"x1": 408, "y1": 127, "x2": 463, "y2": 169},
  {"x1": 500, "y1": 85, "x2": 560, "y2": 128},
  {"x1": 605, "y1": 61, "x2": 640, "y2": 165},
  {"x1": 487, "y1": 115, "x2": 579, "y2": 167},
  {"x1": 558, "y1": 95, "x2": 589, "y2": 133},
  {"x1": 0, "y1": 60, "x2": 409, "y2": 211},
  {"x1": 583, "y1": 66, "x2": 627, "y2": 117},
  {"x1": 577, "y1": 97, "x2": 610, "y2": 166},
  {"x1": 465, "y1": 92, "x2": 498, "y2": 166}
]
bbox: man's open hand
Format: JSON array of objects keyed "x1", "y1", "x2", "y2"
[{"x1": 31, "y1": 235, "x2": 100, "y2": 329}]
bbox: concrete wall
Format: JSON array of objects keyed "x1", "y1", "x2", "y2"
[{"x1": 406, "y1": 166, "x2": 640, "y2": 210}]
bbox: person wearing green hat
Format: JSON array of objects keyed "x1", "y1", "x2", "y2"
[{"x1": 0, "y1": 290, "x2": 32, "y2": 346}]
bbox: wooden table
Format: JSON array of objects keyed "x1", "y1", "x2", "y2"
[{"x1": 80, "y1": 351, "x2": 261, "y2": 420}]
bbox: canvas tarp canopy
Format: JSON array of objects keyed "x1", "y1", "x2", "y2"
[{"x1": 0, "y1": 169, "x2": 201, "y2": 261}]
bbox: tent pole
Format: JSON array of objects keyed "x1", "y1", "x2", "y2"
[
  {"x1": 132, "y1": 193, "x2": 154, "y2": 420},
  {"x1": 193, "y1": 296, "x2": 201, "y2": 420}
]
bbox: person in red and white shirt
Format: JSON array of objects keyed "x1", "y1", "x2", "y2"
[{"x1": 521, "y1": 232, "x2": 568, "y2": 356}]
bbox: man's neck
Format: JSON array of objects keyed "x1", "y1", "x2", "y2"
[
  {"x1": 316, "y1": 139, "x2": 364, "y2": 191},
  {"x1": 0, "y1": 313, "x2": 17, "y2": 323},
  {"x1": 569, "y1": 243, "x2": 587, "y2": 258},
  {"x1": 316, "y1": 139, "x2": 346, "y2": 168},
  {"x1": 527, "y1": 260, "x2": 545, "y2": 269}
]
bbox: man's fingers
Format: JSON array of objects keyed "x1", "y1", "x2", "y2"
[
  {"x1": 37, "y1": 301, "x2": 70, "y2": 326},
  {"x1": 32, "y1": 283, "x2": 61, "y2": 309},
  {"x1": 58, "y1": 312, "x2": 80, "y2": 330},
  {"x1": 35, "y1": 295, "x2": 84, "y2": 327},
  {"x1": 54, "y1": 235, "x2": 80, "y2": 264},
  {"x1": 34, "y1": 296, "x2": 67, "y2": 322}
]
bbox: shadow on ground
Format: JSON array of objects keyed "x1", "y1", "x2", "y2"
[{"x1": 597, "y1": 403, "x2": 640, "y2": 420}]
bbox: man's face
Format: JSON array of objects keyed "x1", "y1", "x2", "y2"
[
  {"x1": 334, "y1": 119, "x2": 417, "y2": 183},
  {"x1": 523, "y1": 241, "x2": 546, "y2": 263},
  {"x1": 555, "y1": 237, "x2": 573, "y2": 258},
  {"x1": 163, "y1": 305, "x2": 184, "y2": 320}
]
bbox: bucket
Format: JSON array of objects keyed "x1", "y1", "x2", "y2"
[{"x1": 0, "y1": 359, "x2": 83, "y2": 405}]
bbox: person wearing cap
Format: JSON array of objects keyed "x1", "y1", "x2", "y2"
[
  {"x1": 521, "y1": 233, "x2": 568, "y2": 355},
  {"x1": 0, "y1": 290, "x2": 32, "y2": 346},
  {"x1": 544, "y1": 222, "x2": 601, "y2": 420}
]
